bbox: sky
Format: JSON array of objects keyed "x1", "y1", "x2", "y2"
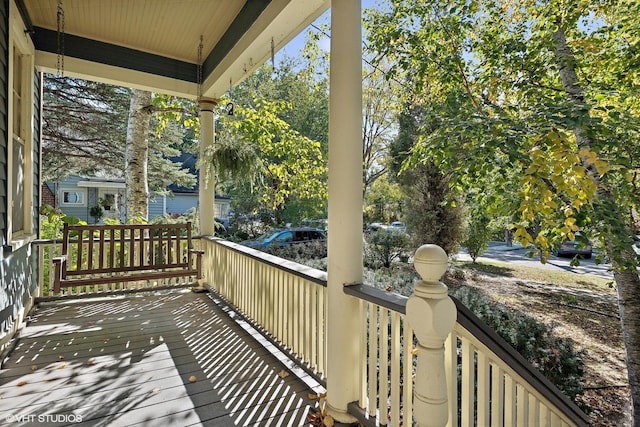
[{"x1": 278, "y1": 0, "x2": 383, "y2": 61}]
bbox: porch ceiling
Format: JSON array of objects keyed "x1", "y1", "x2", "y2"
[{"x1": 18, "y1": 0, "x2": 329, "y2": 98}]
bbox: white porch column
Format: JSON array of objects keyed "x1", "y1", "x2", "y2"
[
  {"x1": 198, "y1": 98, "x2": 218, "y2": 236},
  {"x1": 326, "y1": 0, "x2": 362, "y2": 422}
]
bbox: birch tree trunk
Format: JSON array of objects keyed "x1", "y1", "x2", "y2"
[
  {"x1": 124, "y1": 89, "x2": 152, "y2": 222},
  {"x1": 554, "y1": 23, "x2": 640, "y2": 424}
]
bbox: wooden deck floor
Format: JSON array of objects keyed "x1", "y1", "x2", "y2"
[{"x1": 0, "y1": 289, "x2": 322, "y2": 426}]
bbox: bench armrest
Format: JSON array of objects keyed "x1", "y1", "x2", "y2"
[
  {"x1": 52, "y1": 254, "x2": 68, "y2": 265},
  {"x1": 52, "y1": 255, "x2": 68, "y2": 294},
  {"x1": 189, "y1": 249, "x2": 204, "y2": 279}
]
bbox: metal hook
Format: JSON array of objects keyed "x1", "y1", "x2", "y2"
[{"x1": 226, "y1": 102, "x2": 234, "y2": 116}]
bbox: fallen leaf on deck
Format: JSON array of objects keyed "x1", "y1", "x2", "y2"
[
  {"x1": 30, "y1": 365, "x2": 38, "y2": 371},
  {"x1": 16, "y1": 381, "x2": 27, "y2": 387},
  {"x1": 58, "y1": 364, "x2": 66, "y2": 369},
  {"x1": 188, "y1": 375, "x2": 197, "y2": 383},
  {"x1": 308, "y1": 392, "x2": 327, "y2": 400},
  {"x1": 86, "y1": 360, "x2": 96, "y2": 366},
  {"x1": 278, "y1": 370, "x2": 289, "y2": 378},
  {"x1": 323, "y1": 414, "x2": 334, "y2": 427},
  {"x1": 58, "y1": 355, "x2": 65, "y2": 360}
]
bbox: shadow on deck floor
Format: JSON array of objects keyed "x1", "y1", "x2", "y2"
[{"x1": 0, "y1": 289, "x2": 321, "y2": 426}]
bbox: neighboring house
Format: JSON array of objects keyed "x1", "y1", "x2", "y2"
[
  {"x1": 150, "y1": 153, "x2": 231, "y2": 223},
  {"x1": 44, "y1": 175, "x2": 126, "y2": 223},
  {"x1": 45, "y1": 156, "x2": 231, "y2": 224}
]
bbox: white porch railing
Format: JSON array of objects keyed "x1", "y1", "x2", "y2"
[
  {"x1": 343, "y1": 283, "x2": 589, "y2": 427},
  {"x1": 200, "y1": 239, "x2": 588, "y2": 427},
  {"x1": 199, "y1": 237, "x2": 328, "y2": 381}
]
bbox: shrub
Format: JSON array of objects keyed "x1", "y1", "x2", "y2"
[
  {"x1": 39, "y1": 205, "x2": 86, "y2": 239},
  {"x1": 450, "y1": 286, "x2": 585, "y2": 403},
  {"x1": 365, "y1": 229, "x2": 412, "y2": 268},
  {"x1": 89, "y1": 205, "x2": 104, "y2": 224},
  {"x1": 264, "y1": 240, "x2": 327, "y2": 262},
  {"x1": 364, "y1": 267, "x2": 419, "y2": 295},
  {"x1": 462, "y1": 212, "x2": 492, "y2": 262}
]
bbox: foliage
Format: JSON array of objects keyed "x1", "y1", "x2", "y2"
[
  {"x1": 361, "y1": 264, "x2": 585, "y2": 404},
  {"x1": 365, "y1": 229, "x2": 412, "y2": 268},
  {"x1": 366, "y1": 2, "x2": 640, "y2": 416},
  {"x1": 263, "y1": 241, "x2": 328, "y2": 262},
  {"x1": 390, "y1": 104, "x2": 465, "y2": 255},
  {"x1": 42, "y1": 76, "x2": 197, "y2": 195},
  {"x1": 207, "y1": 98, "x2": 327, "y2": 225},
  {"x1": 150, "y1": 207, "x2": 200, "y2": 235},
  {"x1": 39, "y1": 205, "x2": 86, "y2": 240},
  {"x1": 450, "y1": 286, "x2": 586, "y2": 404},
  {"x1": 224, "y1": 212, "x2": 273, "y2": 242},
  {"x1": 366, "y1": 0, "x2": 640, "y2": 266},
  {"x1": 462, "y1": 209, "x2": 492, "y2": 262},
  {"x1": 42, "y1": 75, "x2": 130, "y2": 181},
  {"x1": 212, "y1": 61, "x2": 329, "y2": 226},
  {"x1": 364, "y1": 265, "x2": 420, "y2": 296},
  {"x1": 361, "y1": 59, "x2": 403, "y2": 196},
  {"x1": 89, "y1": 205, "x2": 104, "y2": 224},
  {"x1": 364, "y1": 175, "x2": 404, "y2": 224}
]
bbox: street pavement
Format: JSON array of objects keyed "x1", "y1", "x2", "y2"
[{"x1": 455, "y1": 241, "x2": 613, "y2": 279}]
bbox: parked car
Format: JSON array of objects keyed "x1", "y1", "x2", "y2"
[
  {"x1": 390, "y1": 221, "x2": 407, "y2": 233},
  {"x1": 555, "y1": 233, "x2": 593, "y2": 258},
  {"x1": 241, "y1": 227, "x2": 327, "y2": 250}
]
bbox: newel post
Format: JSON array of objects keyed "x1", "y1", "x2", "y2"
[{"x1": 406, "y1": 244, "x2": 457, "y2": 427}]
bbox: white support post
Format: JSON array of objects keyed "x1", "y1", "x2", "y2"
[
  {"x1": 198, "y1": 98, "x2": 217, "y2": 236},
  {"x1": 406, "y1": 245, "x2": 457, "y2": 427},
  {"x1": 326, "y1": 0, "x2": 363, "y2": 422}
]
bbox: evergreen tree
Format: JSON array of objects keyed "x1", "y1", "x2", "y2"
[{"x1": 390, "y1": 104, "x2": 465, "y2": 254}]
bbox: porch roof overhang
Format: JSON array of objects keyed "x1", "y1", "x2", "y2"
[
  {"x1": 77, "y1": 180, "x2": 126, "y2": 189},
  {"x1": 18, "y1": 0, "x2": 330, "y2": 99}
]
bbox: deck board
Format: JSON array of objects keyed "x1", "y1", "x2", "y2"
[{"x1": 0, "y1": 290, "x2": 320, "y2": 426}]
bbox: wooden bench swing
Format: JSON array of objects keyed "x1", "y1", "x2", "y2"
[{"x1": 52, "y1": 222, "x2": 203, "y2": 294}]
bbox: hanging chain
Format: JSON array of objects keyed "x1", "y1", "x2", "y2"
[
  {"x1": 271, "y1": 37, "x2": 275, "y2": 71},
  {"x1": 197, "y1": 35, "x2": 203, "y2": 101},
  {"x1": 56, "y1": 0, "x2": 65, "y2": 76}
]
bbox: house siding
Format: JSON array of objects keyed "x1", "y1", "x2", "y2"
[
  {"x1": 164, "y1": 194, "x2": 198, "y2": 217},
  {"x1": 1, "y1": 2, "x2": 38, "y2": 350},
  {"x1": 0, "y1": 0, "x2": 7, "y2": 245}
]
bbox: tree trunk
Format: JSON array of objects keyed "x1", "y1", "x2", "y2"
[
  {"x1": 124, "y1": 89, "x2": 152, "y2": 222},
  {"x1": 554, "y1": 22, "x2": 639, "y2": 423},
  {"x1": 611, "y1": 260, "x2": 640, "y2": 424}
]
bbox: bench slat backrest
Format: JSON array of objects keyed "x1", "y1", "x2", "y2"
[{"x1": 61, "y1": 222, "x2": 195, "y2": 277}]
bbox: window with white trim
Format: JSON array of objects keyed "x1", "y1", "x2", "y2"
[
  {"x1": 8, "y1": 2, "x2": 35, "y2": 248},
  {"x1": 60, "y1": 189, "x2": 87, "y2": 207},
  {"x1": 11, "y1": 48, "x2": 25, "y2": 233}
]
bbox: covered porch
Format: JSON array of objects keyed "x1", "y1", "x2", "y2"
[
  {"x1": 16, "y1": 237, "x2": 589, "y2": 426},
  {"x1": 2, "y1": 0, "x2": 589, "y2": 425}
]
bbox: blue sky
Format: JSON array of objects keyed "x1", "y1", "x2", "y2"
[{"x1": 278, "y1": 0, "x2": 384, "y2": 61}]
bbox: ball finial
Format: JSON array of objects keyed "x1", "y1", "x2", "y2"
[{"x1": 413, "y1": 244, "x2": 448, "y2": 282}]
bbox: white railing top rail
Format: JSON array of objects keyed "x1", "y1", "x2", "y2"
[{"x1": 201, "y1": 236, "x2": 327, "y2": 286}]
